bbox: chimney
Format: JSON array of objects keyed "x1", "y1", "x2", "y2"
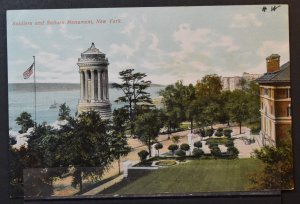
[{"x1": 266, "y1": 54, "x2": 280, "y2": 73}]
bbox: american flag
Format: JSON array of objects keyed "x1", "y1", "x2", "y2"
[{"x1": 23, "y1": 63, "x2": 34, "y2": 79}]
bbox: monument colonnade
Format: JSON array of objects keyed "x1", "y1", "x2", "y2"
[{"x1": 79, "y1": 68, "x2": 109, "y2": 102}]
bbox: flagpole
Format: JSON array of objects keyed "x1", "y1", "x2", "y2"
[{"x1": 33, "y1": 56, "x2": 36, "y2": 128}]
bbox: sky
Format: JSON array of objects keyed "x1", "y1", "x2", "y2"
[{"x1": 7, "y1": 5, "x2": 289, "y2": 85}]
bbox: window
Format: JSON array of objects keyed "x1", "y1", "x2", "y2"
[
  {"x1": 264, "y1": 88, "x2": 268, "y2": 96},
  {"x1": 287, "y1": 105, "x2": 291, "y2": 117},
  {"x1": 286, "y1": 88, "x2": 290, "y2": 98}
]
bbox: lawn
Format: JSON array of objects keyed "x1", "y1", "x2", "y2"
[{"x1": 112, "y1": 159, "x2": 263, "y2": 195}]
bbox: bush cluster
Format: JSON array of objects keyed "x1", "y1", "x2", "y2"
[
  {"x1": 194, "y1": 141, "x2": 202, "y2": 148},
  {"x1": 205, "y1": 128, "x2": 214, "y2": 137},
  {"x1": 175, "y1": 149, "x2": 186, "y2": 157},
  {"x1": 227, "y1": 146, "x2": 239, "y2": 159},
  {"x1": 138, "y1": 150, "x2": 149, "y2": 162},
  {"x1": 224, "y1": 128, "x2": 232, "y2": 138},
  {"x1": 225, "y1": 140, "x2": 234, "y2": 147},
  {"x1": 192, "y1": 148, "x2": 204, "y2": 157},
  {"x1": 211, "y1": 146, "x2": 221, "y2": 157}
]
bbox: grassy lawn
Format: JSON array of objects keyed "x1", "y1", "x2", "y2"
[
  {"x1": 205, "y1": 137, "x2": 231, "y2": 145},
  {"x1": 113, "y1": 159, "x2": 263, "y2": 194}
]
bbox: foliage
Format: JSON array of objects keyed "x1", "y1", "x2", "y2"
[
  {"x1": 58, "y1": 102, "x2": 71, "y2": 120},
  {"x1": 225, "y1": 140, "x2": 234, "y2": 147},
  {"x1": 248, "y1": 135, "x2": 293, "y2": 190},
  {"x1": 15, "y1": 112, "x2": 34, "y2": 133},
  {"x1": 171, "y1": 135, "x2": 180, "y2": 144},
  {"x1": 138, "y1": 150, "x2": 149, "y2": 162},
  {"x1": 111, "y1": 108, "x2": 131, "y2": 174},
  {"x1": 156, "y1": 160, "x2": 177, "y2": 166},
  {"x1": 175, "y1": 149, "x2": 186, "y2": 157},
  {"x1": 192, "y1": 148, "x2": 204, "y2": 157},
  {"x1": 214, "y1": 130, "x2": 223, "y2": 137},
  {"x1": 168, "y1": 144, "x2": 179, "y2": 155},
  {"x1": 227, "y1": 90, "x2": 250, "y2": 134},
  {"x1": 194, "y1": 141, "x2": 202, "y2": 148},
  {"x1": 154, "y1": 143, "x2": 163, "y2": 157},
  {"x1": 227, "y1": 146, "x2": 239, "y2": 159},
  {"x1": 135, "y1": 110, "x2": 162, "y2": 157},
  {"x1": 180, "y1": 143, "x2": 190, "y2": 152},
  {"x1": 112, "y1": 69, "x2": 152, "y2": 136},
  {"x1": 223, "y1": 128, "x2": 233, "y2": 137},
  {"x1": 211, "y1": 146, "x2": 221, "y2": 157},
  {"x1": 205, "y1": 128, "x2": 214, "y2": 137}
]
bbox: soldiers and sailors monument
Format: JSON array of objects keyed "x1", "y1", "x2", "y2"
[{"x1": 77, "y1": 43, "x2": 112, "y2": 119}]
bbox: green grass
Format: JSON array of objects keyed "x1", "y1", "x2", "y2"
[
  {"x1": 206, "y1": 137, "x2": 231, "y2": 145},
  {"x1": 114, "y1": 159, "x2": 263, "y2": 194}
]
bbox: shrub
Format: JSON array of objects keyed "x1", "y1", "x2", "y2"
[
  {"x1": 138, "y1": 150, "x2": 149, "y2": 162},
  {"x1": 192, "y1": 148, "x2": 204, "y2": 157},
  {"x1": 251, "y1": 126, "x2": 261, "y2": 135},
  {"x1": 180, "y1": 143, "x2": 190, "y2": 152},
  {"x1": 209, "y1": 142, "x2": 218, "y2": 149},
  {"x1": 214, "y1": 131, "x2": 223, "y2": 137},
  {"x1": 224, "y1": 128, "x2": 233, "y2": 137},
  {"x1": 227, "y1": 146, "x2": 239, "y2": 159},
  {"x1": 225, "y1": 140, "x2": 234, "y2": 147},
  {"x1": 194, "y1": 141, "x2": 202, "y2": 148},
  {"x1": 171, "y1": 135, "x2": 180, "y2": 144},
  {"x1": 211, "y1": 146, "x2": 221, "y2": 157},
  {"x1": 154, "y1": 143, "x2": 163, "y2": 157},
  {"x1": 217, "y1": 127, "x2": 223, "y2": 132},
  {"x1": 168, "y1": 144, "x2": 179, "y2": 155},
  {"x1": 205, "y1": 128, "x2": 214, "y2": 137},
  {"x1": 175, "y1": 149, "x2": 186, "y2": 157},
  {"x1": 199, "y1": 129, "x2": 205, "y2": 137}
]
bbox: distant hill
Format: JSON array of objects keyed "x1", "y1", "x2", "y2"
[{"x1": 8, "y1": 83, "x2": 165, "y2": 92}]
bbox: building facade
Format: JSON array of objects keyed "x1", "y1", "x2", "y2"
[
  {"x1": 222, "y1": 73, "x2": 261, "y2": 91},
  {"x1": 77, "y1": 43, "x2": 112, "y2": 119},
  {"x1": 256, "y1": 54, "x2": 291, "y2": 146},
  {"x1": 221, "y1": 76, "x2": 242, "y2": 91}
]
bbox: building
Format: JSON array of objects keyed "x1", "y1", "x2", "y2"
[
  {"x1": 77, "y1": 43, "x2": 112, "y2": 119},
  {"x1": 221, "y1": 76, "x2": 242, "y2": 91},
  {"x1": 256, "y1": 54, "x2": 291, "y2": 146},
  {"x1": 221, "y1": 73, "x2": 261, "y2": 91}
]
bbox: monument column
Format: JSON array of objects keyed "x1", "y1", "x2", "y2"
[
  {"x1": 103, "y1": 70, "x2": 107, "y2": 100},
  {"x1": 91, "y1": 69, "x2": 95, "y2": 101},
  {"x1": 80, "y1": 71, "x2": 84, "y2": 101},
  {"x1": 97, "y1": 70, "x2": 101, "y2": 101},
  {"x1": 84, "y1": 70, "x2": 88, "y2": 100},
  {"x1": 105, "y1": 70, "x2": 109, "y2": 100}
]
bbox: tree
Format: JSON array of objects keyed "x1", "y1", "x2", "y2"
[
  {"x1": 138, "y1": 150, "x2": 149, "y2": 162},
  {"x1": 111, "y1": 108, "x2": 131, "y2": 174},
  {"x1": 15, "y1": 112, "x2": 34, "y2": 133},
  {"x1": 195, "y1": 74, "x2": 222, "y2": 98},
  {"x1": 112, "y1": 69, "x2": 152, "y2": 136},
  {"x1": 168, "y1": 144, "x2": 179, "y2": 155},
  {"x1": 227, "y1": 90, "x2": 250, "y2": 134},
  {"x1": 58, "y1": 111, "x2": 116, "y2": 192},
  {"x1": 154, "y1": 143, "x2": 163, "y2": 157},
  {"x1": 175, "y1": 149, "x2": 186, "y2": 157},
  {"x1": 58, "y1": 102, "x2": 71, "y2": 120},
  {"x1": 135, "y1": 110, "x2": 162, "y2": 157},
  {"x1": 180, "y1": 143, "x2": 190, "y2": 153},
  {"x1": 248, "y1": 132, "x2": 293, "y2": 190},
  {"x1": 192, "y1": 148, "x2": 204, "y2": 157},
  {"x1": 194, "y1": 141, "x2": 203, "y2": 148}
]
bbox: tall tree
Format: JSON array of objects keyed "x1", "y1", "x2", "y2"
[
  {"x1": 135, "y1": 110, "x2": 162, "y2": 156},
  {"x1": 58, "y1": 102, "x2": 71, "y2": 120},
  {"x1": 58, "y1": 111, "x2": 116, "y2": 192},
  {"x1": 110, "y1": 108, "x2": 131, "y2": 174},
  {"x1": 112, "y1": 69, "x2": 152, "y2": 136},
  {"x1": 227, "y1": 89, "x2": 250, "y2": 134},
  {"x1": 15, "y1": 112, "x2": 34, "y2": 133}
]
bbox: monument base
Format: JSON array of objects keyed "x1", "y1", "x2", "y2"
[{"x1": 77, "y1": 101, "x2": 112, "y2": 120}]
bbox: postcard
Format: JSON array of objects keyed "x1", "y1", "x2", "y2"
[{"x1": 6, "y1": 5, "x2": 293, "y2": 199}]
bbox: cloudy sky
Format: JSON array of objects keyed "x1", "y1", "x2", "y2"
[{"x1": 7, "y1": 5, "x2": 289, "y2": 85}]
